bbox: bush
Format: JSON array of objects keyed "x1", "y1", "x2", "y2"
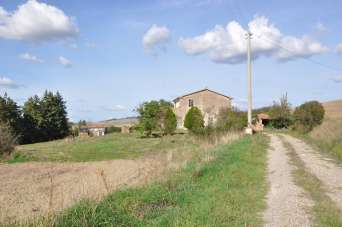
[
  {"x1": 137, "y1": 100, "x2": 174, "y2": 137},
  {"x1": 293, "y1": 101, "x2": 325, "y2": 133},
  {"x1": 163, "y1": 108, "x2": 177, "y2": 135},
  {"x1": 216, "y1": 107, "x2": 247, "y2": 131},
  {"x1": 106, "y1": 126, "x2": 122, "y2": 134},
  {"x1": 184, "y1": 107, "x2": 204, "y2": 133},
  {"x1": 0, "y1": 124, "x2": 17, "y2": 157},
  {"x1": 269, "y1": 94, "x2": 292, "y2": 129}
]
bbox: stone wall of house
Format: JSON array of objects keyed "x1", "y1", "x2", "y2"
[{"x1": 173, "y1": 90, "x2": 231, "y2": 128}]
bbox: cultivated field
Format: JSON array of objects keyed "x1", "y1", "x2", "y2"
[{"x1": 323, "y1": 99, "x2": 342, "y2": 119}]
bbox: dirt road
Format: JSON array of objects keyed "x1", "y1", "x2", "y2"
[
  {"x1": 282, "y1": 134, "x2": 342, "y2": 210},
  {"x1": 0, "y1": 155, "x2": 171, "y2": 224},
  {"x1": 263, "y1": 134, "x2": 313, "y2": 227}
]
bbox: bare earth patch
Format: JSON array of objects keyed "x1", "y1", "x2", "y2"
[
  {"x1": 0, "y1": 154, "x2": 175, "y2": 224},
  {"x1": 263, "y1": 134, "x2": 313, "y2": 227},
  {"x1": 282, "y1": 134, "x2": 342, "y2": 210}
]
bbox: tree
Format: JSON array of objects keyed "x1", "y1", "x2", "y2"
[
  {"x1": 293, "y1": 101, "x2": 325, "y2": 133},
  {"x1": 136, "y1": 100, "x2": 175, "y2": 136},
  {"x1": 216, "y1": 107, "x2": 247, "y2": 131},
  {"x1": 269, "y1": 94, "x2": 292, "y2": 129},
  {"x1": 163, "y1": 107, "x2": 177, "y2": 135},
  {"x1": 184, "y1": 107, "x2": 204, "y2": 133},
  {"x1": 0, "y1": 93, "x2": 22, "y2": 138},
  {"x1": 0, "y1": 123, "x2": 17, "y2": 156},
  {"x1": 22, "y1": 91, "x2": 69, "y2": 143}
]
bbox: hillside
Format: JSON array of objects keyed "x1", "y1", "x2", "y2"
[
  {"x1": 323, "y1": 99, "x2": 342, "y2": 119},
  {"x1": 100, "y1": 116, "x2": 139, "y2": 127}
]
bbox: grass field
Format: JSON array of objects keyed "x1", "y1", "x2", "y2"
[
  {"x1": 9, "y1": 132, "x2": 199, "y2": 163},
  {"x1": 29, "y1": 134, "x2": 269, "y2": 227}
]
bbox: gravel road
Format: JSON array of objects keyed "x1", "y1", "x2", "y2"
[
  {"x1": 282, "y1": 134, "x2": 342, "y2": 210},
  {"x1": 263, "y1": 134, "x2": 313, "y2": 227}
]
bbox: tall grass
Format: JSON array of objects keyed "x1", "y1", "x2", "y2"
[
  {"x1": 309, "y1": 118, "x2": 342, "y2": 160},
  {"x1": 26, "y1": 134, "x2": 268, "y2": 227}
]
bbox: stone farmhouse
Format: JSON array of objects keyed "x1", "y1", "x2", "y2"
[{"x1": 173, "y1": 88, "x2": 232, "y2": 128}]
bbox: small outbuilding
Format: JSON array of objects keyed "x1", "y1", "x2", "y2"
[{"x1": 80, "y1": 124, "x2": 107, "y2": 137}]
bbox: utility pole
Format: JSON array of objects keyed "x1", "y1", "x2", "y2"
[{"x1": 245, "y1": 31, "x2": 253, "y2": 135}]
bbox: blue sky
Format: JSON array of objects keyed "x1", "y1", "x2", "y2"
[{"x1": 0, "y1": 0, "x2": 341, "y2": 122}]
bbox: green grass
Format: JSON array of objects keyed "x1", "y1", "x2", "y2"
[
  {"x1": 8, "y1": 132, "x2": 198, "y2": 163},
  {"x1": 280, "y1": 137, "x2": 342, "y2": 227},
  {"x1": 33, "y1": 134, "x2": 269, "y2": 227}
]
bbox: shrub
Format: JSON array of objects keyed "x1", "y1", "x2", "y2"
[
  {"x1": 184, "y1": 107, "x2": 204, "y2": 133},
  {"x1": 136, "y1": 100, "x2": 174, "y2": 137},
  {"x1": 216, "y1": 107, "x2": 247, "y2": 131},
  {"x1": 293, "y1": 101, "x2": 325, "y2": 133},
  {"x1": 106, "y1": 126, "x2": 122, "y2": 134},
  {"x1": 163, "y1": 107, "x2": 177, "y2": 135},
  {"x1": 0, "y1": 124, "x2": 17, "y2": 157},
  {"x1": 269, "y1": 94, "x2": 293, "y2": 129}
]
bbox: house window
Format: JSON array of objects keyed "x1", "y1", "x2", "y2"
[{"x1": 189, "y1": 99, "x2": 194, "y2": 107}]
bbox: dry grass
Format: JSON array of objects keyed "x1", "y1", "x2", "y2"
[
  {"x1": 323, "y1": 99, "x2": 342, "y2": 120},
  {"x1": 308, "y1": 118, "x2": 342, "y2": 160},
  {"x1": 310, "y1": 118, "x2": 342, "y2": 143}
]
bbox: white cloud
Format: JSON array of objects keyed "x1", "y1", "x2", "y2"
[
  {"x1": 0, "y1": 0, "x2": 78, "y2": 42},
  {"x1": 314, "y1": 22, "x2": 327, "y2": 33},
  {"x1": 332, "y1": 76, "x2": 342, "y2": 83},
  {"x1": 142, "y1": 24, "x2": 170, "y2": 54},
  {"x1": 0, "y1": 77, "x2": 20, "y2": 89},
  {"x1": 101, "y1": 105, "x2": 126, "y2": 112},
  {"x1": 58, "y1": 56, "x2": 72, "y2": 67},
  {"x1": 336, "y1": 43, "x2": 342, "y2": 54},
  {"x1": 179, "y1": 16, "x2": 328, "y2": 64},
  {"x1": 19, "y1": 52, "x2": 43, "y2": 63}
]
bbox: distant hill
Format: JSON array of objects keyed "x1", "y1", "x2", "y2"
[
  {"x1": 322, "y1": 99, "x2": 342, "y2": 119},
  {"x1": 100, "y1": 116, "x2": 139, "y2": 127}
]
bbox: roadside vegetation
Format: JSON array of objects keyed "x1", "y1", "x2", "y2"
[
  {"x1": 281, "y1": 137, "x2": 342, "y2": 226},
  {"x1": 28, "y1": 134, "x2": 269, "y2": 227},
  {"x1": 256, "y1": 95, "x2": 342, "y2": 161}
]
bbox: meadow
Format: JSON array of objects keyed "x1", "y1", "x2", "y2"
[{"x1": 9, "y1": 132, "x2": 199, "y2": 163}]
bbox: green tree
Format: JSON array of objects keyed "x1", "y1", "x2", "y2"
[
  {"x1": 163, "y1": 107, "x2": 177, "y2": 135},
  {"x1": 136, "y1": 100, "x2": 174, "y2": 136},
  {"x1": 216, "y1": 107, "x2": 247, "y2": 131},
  {"x1": 22, "y1": 91, "x2": 69, "y2": 143},
  {"x1": 293, "y1": 101, "x2": 325, "y2": 133},
  {"x1": 184, "y1": 107, "x2": 204, "y2": 133},
  {"x1": 0, "y1": 123, "x2": 17, "y2": 156},
  {"x1": 0, "y1": 93, "x2": 22, "y2": 138},
  {"x1": 269, "y1": 94, "x2": 293, "y2": 128}
]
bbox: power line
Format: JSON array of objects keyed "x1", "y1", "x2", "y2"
[{"x1": 255, "y1": 34, "x2": 342, "y2": 73}]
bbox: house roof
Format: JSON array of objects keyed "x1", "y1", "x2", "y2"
[
  {"x1": 173, "y1": 88, "x2": 232, "y2": 102},
  {"x1": 257, "y1": 113, "x2": 271, "y2": 120}
]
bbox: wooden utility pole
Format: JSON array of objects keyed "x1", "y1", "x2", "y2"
[{"x1": 245, "y1": 31, "x2": 253, "y2": 134}]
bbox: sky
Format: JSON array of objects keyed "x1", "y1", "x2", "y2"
[{"x1": 0, "y1": 0, "x2": 342, "y2": 122}]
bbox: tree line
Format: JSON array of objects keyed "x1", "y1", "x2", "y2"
[{"x1": 0, "y1": 91, "x2": 69, "y2": 146}]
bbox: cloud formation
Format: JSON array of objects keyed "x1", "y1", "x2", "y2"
[
  {"x1": 101, "y1": 105, "x2": 126, "y2": 112},
  {"x1": 19, "y1": 52, "x2": 43, "y2": 63},
  {"x1": 332, "y1": 76, "x2": 342, "y2": 83},
  {"x1": 336, "y1": 43, "x2": 342, "y2": 54},
  {"x1": 142, "y1": 24, "x2": 170, "y2": 54},
  {"x1": 0, "y1": 0, "x2": 78, "y2": 42},
  {"x1": 0, "y1": 77, "x2": 20, "y2": 88},
  {"x1": 179, "y1": 16, "x2": 328, "y2": 64},
  {"x1": 58, "y1": 56, "x2": 72, "y2": 67}
]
